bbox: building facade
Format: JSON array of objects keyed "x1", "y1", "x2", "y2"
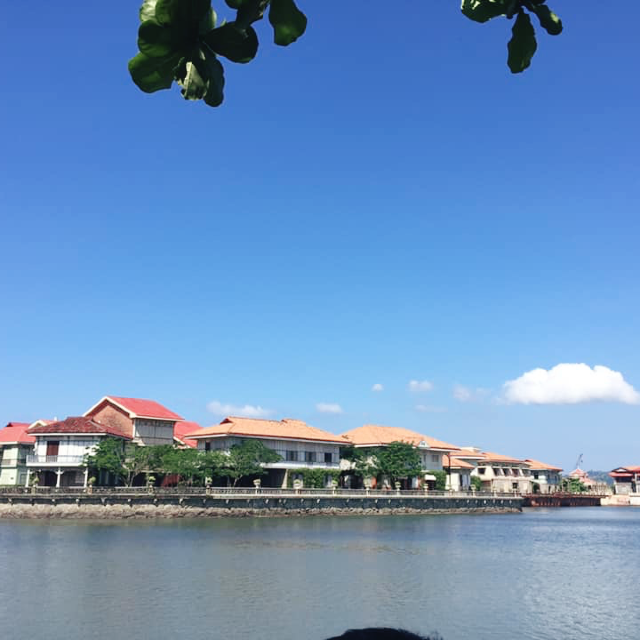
[
  {"x1": 609, "y1": 466, "x2": 640, "y2": 495},
  {"x1": 26, "y1": 416, "x2": 131, "y2": 487},
  {"x1": 0, "y1": 422, "x2": 35, "y2": 486},
  {"x1": 469, "y1": 451, "x2": 533, "y2": 493},
  {"x1": 186, "y1": 416, "x2": 346, "y2": 488},
  {"x1": 339, "y1": 424, "x2": 460, "y2": 489},
  {"x1": 524, "y1": 459, "x2": 563, "y2": 493},
  {"x1": 83, "y1": 396, "x2": 184, "y2": 446}
]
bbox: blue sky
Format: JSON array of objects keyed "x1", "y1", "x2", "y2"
[{"x1": 1, "y1": 1, "x2": 638, "y2": 471}]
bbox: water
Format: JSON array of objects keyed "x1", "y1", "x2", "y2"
[{"x1": 1, "y1": 508, "x2": 638, "y2": 640}]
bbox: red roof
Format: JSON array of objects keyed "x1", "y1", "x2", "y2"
[
  {"x1": 0, "y1": 422, "x2": 35, "y2": 445},
  {"x1": 85, "y1": 396, "x2": 183, "y2": 421},
  {"x1": 28, "y1": 417, "x2": 131, "y2": 439},
  {"x1": 174, "y1": 421, "x2": 201, "y2": 448}
]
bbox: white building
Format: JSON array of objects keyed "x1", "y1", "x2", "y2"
[
  {"x1": 186, "y1": 416, "x2": 347, "y2": 488},
  {"x1": 443, "y1": 454, "x2": 476, "y2": 491},
  {"x1": 26, "y1": 416, "x2": 131, "y2": 488},
  {"x1": 468, "y1": 450, "x2": 533, "y2": 494},
  {"x1": 524, "y1": 459, "x2": 563, "y2": 494},
  {"x1": 339, "y1": 424, "x2": 460, "y2": 489}
]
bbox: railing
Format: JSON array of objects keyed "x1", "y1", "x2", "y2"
[
  {"x1": 26, "y1": 455, "x2": 85, "y2": 465},
  {"x1": 0, "y1": 485, "x2": 521, "y2": 498}
]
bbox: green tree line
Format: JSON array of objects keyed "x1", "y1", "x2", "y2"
[{"x1": 84, "y1": 438, "x2": 281, "y2": 487}]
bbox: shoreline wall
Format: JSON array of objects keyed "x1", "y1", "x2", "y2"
[{"x1": 0, "y1": 493, "x2": 522, "y2": 519}]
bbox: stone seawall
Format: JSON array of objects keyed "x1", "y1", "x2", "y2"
[{"x1": 0, "y1": 493, "x2": 522, "y2": 519}]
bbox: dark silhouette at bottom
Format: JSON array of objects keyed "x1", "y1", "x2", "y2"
[{"x1": 326, "y1": 629, "x2": 437, "y2": 640}]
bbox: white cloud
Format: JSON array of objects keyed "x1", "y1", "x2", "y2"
[
  {"x1": 453, "y1": 384, "x2": 490, "y2": 403},
  {"x1": 502, "y1": 363, "x2": 640, "y2": 405},
  {"x1": 416, "y1": 404, "x2": 447, "y2": 413},
  {"x1": 316, "y1": 403, "x2": 343, "y2": 414},
  {"x1": 408, "y1": 380, "x2": 433, "y2": 393},
  {"x1": 371, "y1": 383, "x2": 384, "y2": 392},
  {"x1": 207, "y1": 400, "x2": 273, "y2": 418}
]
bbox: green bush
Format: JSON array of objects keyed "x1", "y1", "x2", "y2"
[{"x1": 286, "y1": 468, "x2": 341, "y2": 488}]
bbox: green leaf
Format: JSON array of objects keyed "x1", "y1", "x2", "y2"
[
  {"x1": 176, "y1": 47, "x2": 225, "y2": 106},
  {"x1": 531, "y1": 4, "x2": 563, "y2": 36},
  {"x1": 199, "y1": 8, "x2": 218, "y2": 35},
  {"x1": 507, "y1": 11, "x2": 537, "y2": 73},
  {"x1": 139, "y1": 0, "x2": 159, "y2": 22},
  {"x1": 138, "y1": 19, "x2": 185, "y2": 58},
  {"x1": 155, "y1": 0, "x2": 211, "y2": 28},
  {"x1": 269, "y1": 0, "x2": 307, "y2": 46},
  {"x1": 461, "y1": 0, "x2": 509, "y2": 23},
  {"x1": 128, "y1": 51, "x2": 179, "y2": 93},
  {"x1": 204, "y1": 23, "x2": 258, "y2": 63}
]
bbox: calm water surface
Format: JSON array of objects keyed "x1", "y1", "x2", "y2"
[{"x1": 1, "y1": 508, "x2": 638, "y2": 640}]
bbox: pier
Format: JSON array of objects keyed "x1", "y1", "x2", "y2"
[{"x1": 523, "y1": 492, "x2": 602, "y2": 507}]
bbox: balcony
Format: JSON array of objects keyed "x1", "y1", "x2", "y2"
[{"x1": 26, "y1": 455, "x2": 85, "y2": 466}]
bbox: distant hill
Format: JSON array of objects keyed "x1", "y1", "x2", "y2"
[{"x1": 586, "y1": 470, "x2": 613, "y2": 485}]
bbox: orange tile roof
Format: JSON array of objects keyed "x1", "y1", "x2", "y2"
[
  {"x1": 524, "y1": 458, "x2": 563, "y2": 472},
  {"x1": 444, "y1": 454, "x2": 475, "y2": 469},
  {"x1": 186, "y1": 416, "x2": 347, "y2": 445},
  {"x1": 340, "y1": 424, "x2": 460, "y2": 451},
  {"x1": 0, "y1": 422, "x2": 35, "y2": 445},
  {"x1": 453, "y1": 448, "x2": 486, "y2": 460},
  {"x1": 479, "y1": 451, "x2": 525, "y2": 464}
]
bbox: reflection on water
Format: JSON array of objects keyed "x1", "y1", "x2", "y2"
[{"x1": 1, "y1": 509, "x2": 639, "y2": 640}]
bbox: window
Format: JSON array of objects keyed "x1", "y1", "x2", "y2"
[
  {"x1": 305, "y1": 451, "x2": 316, "y2": 463},
  {"x1": 533, "y1": 472, "x2": 539, "y2": 480},
  {"x1": 430, "y1": 454, "x2": 439, "y2": 463},
  {"x1": 205, "y1": 442, "x2": 211, "y2": 452},
  {"x1": 324, "y1": 452, "x2": 333, "y2": 463},
  {"x1": 512, "y1": 482, "x2": 518, "y2": 490},
  {"x1": 286, "y1": 450, "x2": 298, "y2": 462},
  {"x1": 478, "y1": 468, "x2": 486, "y2": 475}
]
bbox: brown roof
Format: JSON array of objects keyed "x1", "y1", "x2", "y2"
[
  {"x1": 28, "y1": 417, "x2": 131, "y2": 439},
  {"x1": 186, "y1": 416, "x2": 347, "y2": 445},
  {"x1": 340, "y1": 424, "x2": 460, "y2": 451},
  {"x1": 445, "y1": 454, "x2": 475, "y2": 469},
  {"x1": 524, "y1": 458, "x2": 563, "y2": 472}
]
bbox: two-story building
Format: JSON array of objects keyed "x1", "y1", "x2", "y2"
[
  {"x1": 339, "y1": 424, "x2": 460, "y2": 489},
  {"x1": 524, "y1": 459, "x2": 563, "y2": 493},
  {"x1": 609, "y1": 466, "x2": 640, "y2": 495},
  {"x1": 83, "y1": 396, "x2": 184, "y2": 446},
  {"x1": 0, "y1": 422, "x2": 36, "y2": 486},
  {"x1": 186, "y1": 416, "x2": 346, "y2": 488},
  {"x1": 468, "y1": 450, "x2": 533, "y2": 493},
  {"x1": 26, "y1": 416, "x2": 132, "y2": 487},
  {"x1": 26, "y1": 396, "x2": 185, "y2": 487}
]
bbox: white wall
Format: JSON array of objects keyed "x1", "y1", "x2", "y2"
[
  {"x1": 197, "y1": 436, "x2": 341, "y2": 468},
  {"x1": 133, "y1": 419, "x2": 175, "y2": 446}
]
